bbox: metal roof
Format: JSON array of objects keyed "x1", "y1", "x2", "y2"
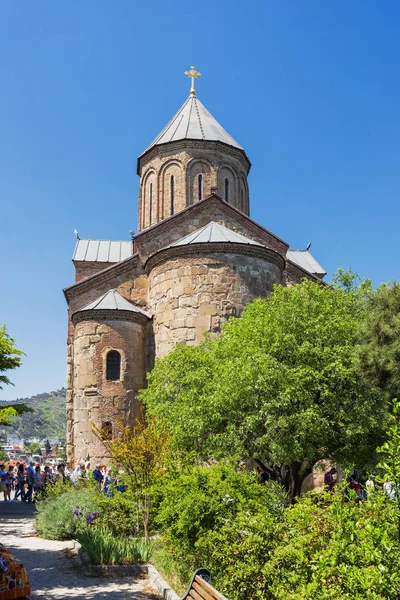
[
  {"x1": 287, "y1": 250, "x2": 326, "y2": 276},
  {"x1": 163, "y1": 221, "x2": 263, "y2": 249},
  {"x1": 73, "y1": 239, "x2": 133, "y2": 263},
  {"x1": 76, "y1": 290, "x2": 151, "y2": 317},
  {"x1": 140, "y1": 95, "x2": 243, "y2": 157}
]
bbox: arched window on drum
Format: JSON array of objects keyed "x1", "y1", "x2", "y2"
[{"x1": 106, "y1": 350, "x2": 121, "y2": 381}]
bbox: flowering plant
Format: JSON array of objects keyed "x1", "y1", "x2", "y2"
[{"x1": 73, "y1": 509, "x2": 99, "y2": 527}]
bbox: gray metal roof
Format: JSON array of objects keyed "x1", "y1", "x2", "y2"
[
  {"x1": 76, "y1": 290, "x2": 151, "y2": 317},
  {"x1": 73, "y1": 239, "x2": 133, "y2": 263},
  {"x1": 140, "y1": 95, "x2": 243, "y2": 157},
  {"x1": 163, "y1": 221, "x2": 263, "y2": 249},
  {"x1": 287, "y1": 250, "x2": 326, "y2": 276}
]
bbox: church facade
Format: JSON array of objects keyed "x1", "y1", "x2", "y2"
[{"x1": 64, "y1": 69, "x2": 326, "y2": 465}]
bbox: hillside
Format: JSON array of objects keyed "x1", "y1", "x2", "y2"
[{"x1": 5, "y1": 389, "x2": 66, "y2": 441}]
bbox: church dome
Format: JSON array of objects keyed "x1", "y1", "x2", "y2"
[
  {"x1": 139, "y1": 94, "x2": 244, "y2": 159},
  {"x1": 137, "y1": 68, "x2": 251, "y2": 232}
]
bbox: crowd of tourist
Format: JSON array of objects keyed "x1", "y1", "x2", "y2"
[{"x1": 0, "y1": 460, "x2": 123, "y2": 503}]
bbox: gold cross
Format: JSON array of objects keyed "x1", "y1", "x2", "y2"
[{"x1": 184, "y1": 66, "x2": 201, "y2": 96}]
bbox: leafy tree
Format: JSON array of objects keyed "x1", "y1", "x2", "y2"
[
  {"x1": 26, "y1": 442, "x2": 41, "y2": 455},
  {"x1": 0, "y1": 326, "x2": 31, "y2": 425},
  {"x1": 143, "y1": 278, "x2": 387, "y2": 498},
  {"x1": 0, "y1": 449, "x2": 9, "y2": 462},
  {"x1": 93, "y1": 413, "x2": 171, "y2": 539},
  {"x1": 45, "y1": 439, "x2": 51, "y2": 455},
  {"x1": 359, "y1": 282, "x2": 400, "y2": 400},
  {"x1": 0, "y1": 325, "x2": 24, "y2": 389}
]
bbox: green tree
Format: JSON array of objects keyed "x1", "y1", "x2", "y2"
[
  {"x1": 45, "y1": 439, "x2": 51, "y2": 455},
  {"x1": 0, "y1": 325, "x2": 31, "y2": 425},
  {"x1": 143, "y1": 277, "x2": 387, "y2": 498},
  {"x1": 359, "y1": 282, "x2": 400, "y2": 400},
  {"x1": 26, "y1": 442, "x2": 42, "y2": 455}
]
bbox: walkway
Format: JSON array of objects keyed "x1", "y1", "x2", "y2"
[{"x1": 1, "y1": 502, "x2": 161, "y2": 600}]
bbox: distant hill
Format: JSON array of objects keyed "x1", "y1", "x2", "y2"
[{"x1": 4, "y1": 389, "x2": 66, "y2": 441}]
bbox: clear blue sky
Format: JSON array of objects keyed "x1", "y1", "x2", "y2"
[{"x1": 1, "y1": 1, "x2": 399, "y2": 400}]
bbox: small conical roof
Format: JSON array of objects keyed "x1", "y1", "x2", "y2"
[
  {"x1": 163, "y1": 221, "x2": 263, "y2": 249},
  {"x1": 140, "y1": 95, "x2": 243, "y2": 157},
  {"x1": 76, "y1": 290, "x2": 151, "y2": 317}
]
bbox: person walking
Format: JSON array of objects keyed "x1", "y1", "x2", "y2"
[
  {"x1": 25, "y1": 461, "x2": 35, "y2": 503},
  {"x1": 15, "y1": 464, "x2": 26, "y2": 501}
]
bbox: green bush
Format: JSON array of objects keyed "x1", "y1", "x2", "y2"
[
  {"x1": 154, "y1": 463, "x2": 288, "y2": 582},
  {"x1": 97, "y1": 492, "x2": 139, "y2": 537},
  {"x1": 76, "y1": 527, "x2": 153, "y2": 565},
  {"x1": 35, "y1": 488, "x2": 100, "y2": 540},
  {"x1": 193, "y1": 490, "x2": 400, "y2": 600}
]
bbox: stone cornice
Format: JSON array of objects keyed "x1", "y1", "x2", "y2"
[
  {"x1": 134, "y1": 194, "x2": 289, "y2": 255},
  {"x1": 72, "y1": 308, "x2": 151, "y2": 326},
  {"x1": 145, "y1": 242, "x2": 286, "y2": 274},
  {"x1": 63, "y1": 254, "x2": 143, "y2": 303},
  {"x1": 138, "y1": 139, "x2": 251, "y2": 175}
]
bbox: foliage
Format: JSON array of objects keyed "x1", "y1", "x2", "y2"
[
  {"x1": 93, "y1": 412, "x2": 171, "y2": 539},
  {"x1": 358, "y1": 282, "x2": 400, "y2": 401},
  {"x1": 35, "y1": 487, "x2": 100, "y2": 540},
  {"x1": 9, "y1": 390, "x2": 66, "y2": 439},
  {"x1": 377, "y1": 398, "x2": 400, "y2": 539},
  {"x1": 97, "y1": 492, "x2": 139, "y2": 537},
  {"x1": 154, "y1": 463, "x2": 288, "y2": 581},
  {"x1": 76, "y1": 527, "x2": 153, "y2": 565},
  {"x1": 0, "y1": 325, "x2": 24, "y2": 389},
  {"x1": 143, "y1": 277, "x2": 386, "y2": 497},
  {"x1": 0, "y1": 449, "x2": 9, "y2": 462},
  {"x1": 192, "y1": 488, "x2": 400, "y2": 600},
  {"x1": 26, "y1": 442, "x2": 41, "y2": 455}
]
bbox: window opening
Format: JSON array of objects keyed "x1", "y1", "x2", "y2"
[
  {"x1": 198, "y1": 173, "x2": 203, "y2": 201},
  {"x1": 106, "y1": 350, "x2": 121, "y2": 381},
  {"x1": 225, "y1": 178, "x2": 229, "y2": 202},
  {"x1": 170, "y1": 175, "x2": 175, "y2": 215},
  {"x1": 102, "y1": 421, "x2": 113, "y2": 440},
  {"x1": 149, "y1": 182, "x2": 153, "y2": 225}
]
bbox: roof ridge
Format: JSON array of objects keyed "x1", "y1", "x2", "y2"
[{"x1": 194, "y1": 96, "x2": 205, "y2": 140}]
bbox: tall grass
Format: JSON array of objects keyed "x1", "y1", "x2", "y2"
[{"x1": 76, "y1": 528, "x2": 153, "y2": 565}]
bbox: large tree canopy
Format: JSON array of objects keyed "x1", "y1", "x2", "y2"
[
  {"x1": 0, "y1": 325, "x2": 29, "y2": 425},
  {"x1": 142, "y1": 277, "x2": 387, "y2": 497},
  {"x1": 359, "y1": 282, "x2": 400, "y2": 401}
]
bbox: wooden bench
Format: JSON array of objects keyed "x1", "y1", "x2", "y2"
[{"x1": 181, "y1": 568, "x2": 228, "y2": 600}]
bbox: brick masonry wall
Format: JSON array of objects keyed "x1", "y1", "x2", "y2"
[
  {"x1": 134, "y1": 196, "x2": 289, "y2": 261},
  {"x1": 137, "y1": 140, "x2": 250, "y2": 231},
  {"x1": 148, "y1": 252, "x2": 283, "y2": 357},
  {"x1": 68, "y1": 318, "x2": 145, "y2": 465}
]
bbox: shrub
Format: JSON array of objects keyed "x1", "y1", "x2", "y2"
[
  {"x1": 35, "y1": 488, "x2": 100, "y2": 540},
  {"x1": 76, "y1": 528, "x2": 153, "y2": 564},
  {"x1": 97, "y1": 492, "x2": 139, "y2": 537},
  {"x1": 155, "y1": 463, "x2": 288, "y2": 582},
  {"x1": 193, "y1": 489, "x2": 400, "y2": 600}
]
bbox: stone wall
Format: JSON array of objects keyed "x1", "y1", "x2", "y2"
[
  {"x1": 69, "y1": 317, "x2": 145, "y2": 465},
  {"x1": 134, "y1": 195, "x2": 289, "y2": 260},
  {"x1": 148, "y1": 251, "x2": 283, "y2": 357},
  {"x1": 137, "y1": 140, "x2": 250, "y2": 231}
]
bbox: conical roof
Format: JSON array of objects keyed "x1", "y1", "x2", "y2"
[
  {"x1": 140, "y1": 95, "x2": 243, "y2": 157},
  {"x1": 163, "y1": 221, "x2": 263, "y2": 249},
  {"x1": 76, "y1": 290, "x2": 151, "y2": 318}
]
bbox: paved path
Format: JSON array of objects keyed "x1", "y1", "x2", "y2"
[{"x1": 0, "y1": 503, "x2": 161, "y2": 600}]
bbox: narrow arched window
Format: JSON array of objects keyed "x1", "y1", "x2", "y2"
[
  {"x1": 224, "y1": 178, "x2": 229, "y2": 202},
  {"x1": 149, "y1": 182, "x2": 153, "y2": 225},
  {"x1": 106, "y1": 350, "x2": 121, "y2": 381},
  {"x1": 170, "y1": 175, "x2": 175, "y2": 215},
  {"x1": 198, "y1": 173, "x2": 203, "y2": 201},
  {"x1": 240, "y1": 189, "x2": 244, "y2": 211},
  {"x1": 102, "y1": 421, "x2": 113, "y2": 440}
]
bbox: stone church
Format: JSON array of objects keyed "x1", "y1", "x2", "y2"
[{"x1": 64, "y1": 68, "x2": 326, "y2": 465}]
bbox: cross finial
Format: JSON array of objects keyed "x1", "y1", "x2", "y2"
[{"x1": 184, "y1": 65, "x2": 201, "y2": 96}]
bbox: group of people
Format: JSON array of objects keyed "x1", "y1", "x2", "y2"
[
  {"x1": 0, "y1": 460, "x2": 103, "y2": 503},
  {"x1": 324, "y1": 466, "x2": 394, "y2": 500}
]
